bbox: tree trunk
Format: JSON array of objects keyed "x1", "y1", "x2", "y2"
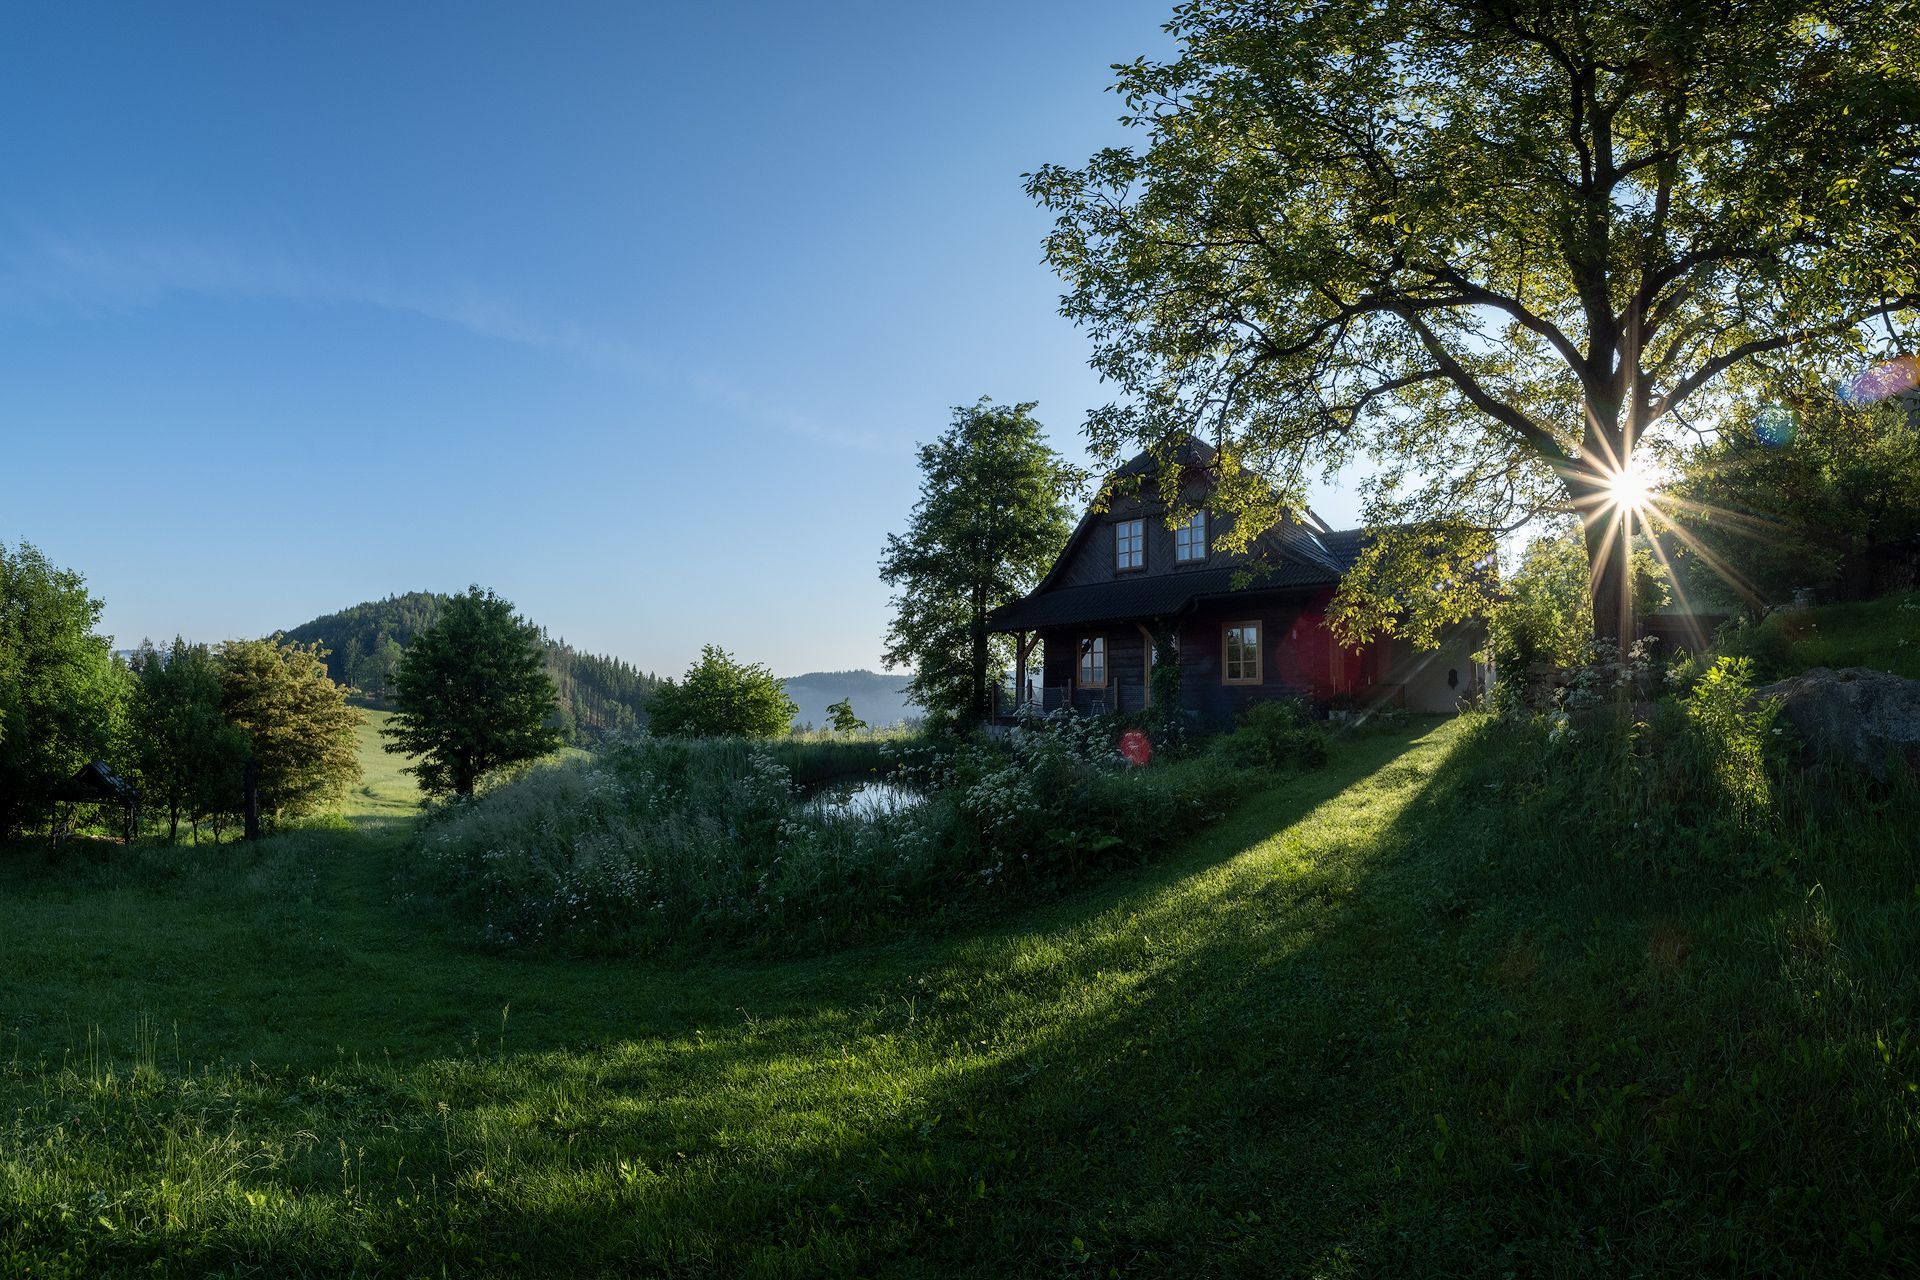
[
  {"x1": 243, "y1": 759, "x2": 262, "y2": 841},
  {"x1": 968, "y1": 595, "x2": 990, "y2": 728},
  {"x1": 1579, "y1": 495, "x2": 1635, "y2": 649}
]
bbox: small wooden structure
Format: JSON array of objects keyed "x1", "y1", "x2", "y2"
[{"x1": 49, "y1": 760, "x2": 140, "y2": 846}]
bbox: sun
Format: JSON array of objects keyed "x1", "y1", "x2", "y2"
[{"x1": 1605, "y1": 456, "x2": 1655, "y2": 515}]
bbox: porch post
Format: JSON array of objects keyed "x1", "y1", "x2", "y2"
[
  {"x1": 1136, "y1": 623, "x2": 1155, "y2": 708},
  {"x1": 1013, "y1": 631, "x2": 1030, "y2": 714}
]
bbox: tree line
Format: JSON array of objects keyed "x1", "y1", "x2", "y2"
[
  {"x1": 0, "y1": 544, "x2": 853, "y2": 840},
  {"x1": 0, "y1": 542, "x2": 365, "y2": 841},
  {"x1": 285, "y1": 591, "x2": 662, "y2": 740}
]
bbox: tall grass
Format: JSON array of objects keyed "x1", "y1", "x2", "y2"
[{"x1": 414, "y1": 726, "x2": 1254, "y2": 956}]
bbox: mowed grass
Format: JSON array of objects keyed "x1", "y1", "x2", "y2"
[
  {"x1": 340, "y1": 703, "x2": 422, "y2": 822},
  {"x1": 1, "y1": 717, "x2": 1915, "y2": 1276}
]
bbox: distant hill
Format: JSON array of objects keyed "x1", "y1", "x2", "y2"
[
  {"x1": 284, "y1": 592, "x2": 662, "y2": 741},
  {"x1": 782, "y1": 670, "x2": 919, "y2": 731}
]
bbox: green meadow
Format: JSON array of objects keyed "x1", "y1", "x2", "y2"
[{"x1": 3, "y1": 703, "x2": 1916, "y2": 1276}]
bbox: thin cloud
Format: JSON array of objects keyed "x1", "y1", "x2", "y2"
[{"x1": 0, "y1": 235, "x2": 899, "y2": 453}]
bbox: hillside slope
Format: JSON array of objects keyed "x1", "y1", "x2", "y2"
[
  {"x1": 285, "y1": 592, "x2": 661, "y2": 738},
  {"x1": 782, "y1": 669, "x2": 918, "y2": 729}
]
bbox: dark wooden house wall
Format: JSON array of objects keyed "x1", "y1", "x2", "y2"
[
  {"x1": 1052, "y1": 490, "x2": 1252, "y2": 590},
  {"x1": 1035, "y1": 587, "x2": 1391, "y2": 725}
]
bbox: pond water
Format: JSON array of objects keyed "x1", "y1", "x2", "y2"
[{"x1": 807, "y1": 777, "x2": 924, "y2": 820}]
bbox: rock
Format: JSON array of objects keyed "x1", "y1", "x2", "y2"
[{"x1": 1757, "y1": 667, "x2": 1920, "y2": 780}]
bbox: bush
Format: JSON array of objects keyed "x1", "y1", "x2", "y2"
[
  {"x1": 648, "y1": 646, "x2": 798, "y2": 739},
  {"x1": 1211, "y1": 699, "x2": 1329, "y2": 772},
  {"x1": 415, "y1": 717, "x2": 1253, "y2": 955},
  {"x1": 1458, "y1": 655, "x2": 1806, "y2": 877}
]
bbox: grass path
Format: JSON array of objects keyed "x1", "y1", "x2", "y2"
[{"x1": 2, "y1": 718, "x2": 1913, "y2": 1276}]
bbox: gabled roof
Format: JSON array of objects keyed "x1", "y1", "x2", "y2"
[
  {"x1": 50, "y1": 760, "x2": 138, "y2": 804},
  {"x1": 991, "y1": 436, "x2": 1374, "y2": 633}
]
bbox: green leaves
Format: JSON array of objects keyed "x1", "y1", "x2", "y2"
[
  {"x1": 878, "y1": 399, "x2": 1078, "y2": 728},
  {"x1": 647, "y1": 646, "x2": 797, "y2": 740},
  {"x1": 383, "y1": 587, "x2": 563, "y2": 797},
  {"x1": 1032, "y1": 0, "x2": 1919, "y2": 637},
  {"x1": 0, "y1": 541, "x2": 124, "y2": 834},
  {"x1": 219, "y1": 636, "x2": 363, "y2": 821}
]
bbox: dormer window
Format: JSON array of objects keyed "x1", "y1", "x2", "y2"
[
  {"x1": 1115, "y1": 519, "x2": 1145, "y2": 571},
  {"x1": 1173, "y1": 511, "x2": 1207, "y2": 562}
]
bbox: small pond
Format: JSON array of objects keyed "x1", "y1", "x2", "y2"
[{"x1": 806, "y1": 777, "x2": 925, "y2": 820}]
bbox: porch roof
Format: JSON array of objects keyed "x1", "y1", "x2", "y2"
[{"x1": 989, "y1": 560, "x2": 1343, "y2": 632}]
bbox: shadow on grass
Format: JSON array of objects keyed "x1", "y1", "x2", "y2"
[
  {"x1": 0, "y1": 727, "x2": 1448, "y2": 1276},
  {"x1": 7, "y1": 718, "x2": 1914, "y2": 1276}
]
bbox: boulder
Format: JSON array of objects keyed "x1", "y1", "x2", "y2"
[{"x1": 1756, "y1": 667, "x2": 1920, "y2": 781}]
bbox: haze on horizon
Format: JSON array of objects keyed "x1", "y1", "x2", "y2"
[{"x1": 0, "y1": 3, "x2": 1366, "y2": 676}]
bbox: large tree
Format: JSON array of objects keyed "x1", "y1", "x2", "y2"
[
  {"x1": 1029, "y1": 0, "x2": 1919, "y2": 645},
  {"x1": 0, "y1": 542, "x2": 126, "y2": 835},
  {"x1": 219, "y1": 636, "x2": 363, "y2": 822},
  {"x1": 384, "y1": 587, "x2": 562, "y2": 797},
  {"x1": 879, "y1": 399, "x2": 1078, "y2": 728}
]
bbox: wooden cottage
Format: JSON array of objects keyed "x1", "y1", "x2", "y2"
[{"x1": 989, "y1": 439, "x2": 1488, "y2": 724}]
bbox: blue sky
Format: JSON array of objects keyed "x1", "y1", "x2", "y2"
[{"x1": 0, "y1": 2, "x2": 1363, "y2": 676}]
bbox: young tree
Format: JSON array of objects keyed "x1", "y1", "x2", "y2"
[
  {"x1": 825, "y1": 697, "x2": 867, "y2": 734},
  {"x1": 1486, "y1": 524, "x2": 1669, "y2": 673},
  {"x1": 130, "y1": 638, "x2": 251, "y2": 842},
  {"x1": 219, "y1": 636, "x2": 362, "y2": 822},
  {"x1": 647, "y1": 646, "x2": 797, "y2": 739},
  {"x1": 383, "y1": 587, "x2": 563, "y2": 797},
  {"x1": 879, "y1": 399, "x2": 1078, "y2": 728},
  {"x1": 1029, "y1": 0, "x2": 1919, "y2": 646},
  {"x1": 0, "y1": 542, "x2": 125, "y2": 835}
]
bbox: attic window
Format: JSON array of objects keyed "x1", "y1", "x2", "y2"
[
  {"x1": 1115, "y1": 519, "x2": 1145, "y2": 571},
  {"x1": 1173, "y1": 511, "x2": 1207, "y2": 562}
]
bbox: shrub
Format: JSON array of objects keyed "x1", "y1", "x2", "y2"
[
  {"x1": 416, "y1": 716, "x2": 1253, "y2": 955},
  {"x1": 1457, "y1": 656, "x2": 1801, "y2": 878},
  {"x1": 1679, "y1": 656, "x2": 1781, "y2": 832},
  {"x1": 1211, "y1": 699, "x2": 1329, "y2": 772},
  {"x1": 648, "y1": 646, "x2": 797, "y2": 739}
]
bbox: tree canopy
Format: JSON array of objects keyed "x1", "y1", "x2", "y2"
[
  {"x1": 879, "y1": 399, "x2": 1078, "y2": 728},
  {"x1": 0, "y1": 542, "x2": 125, "y2": 835},
  {"x1": 1029, "y1": 0, "x2": 1919, "y2": 645},
  {"x1": 219, "y1": 636, "x2": 363, "y2": 822},
  {"x1": 1664, "y1": 388, "x2": 1920, "y2": 608},
  {"x1": 384, "y1": 587, "x2": 564, "y2": 797},
  {"x1": 647, "y1": 646, "x2": 798, "y2": 740},
  {"x1": 130, "y1": 638, "x2": 250, "y2": 842}
]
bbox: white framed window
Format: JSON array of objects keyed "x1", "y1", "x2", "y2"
[
  {"x1": 1115, "y1": 519, "x2": 1145, "y2": 571},
  {"x1": 1079, "y1": 636, "x2": 1107, "y2": 687},
  {"x1": 1222, "y1": 621, "x2": 1262, "y2": 685},
  {"x1": 1173, "y1": 510, "x2": 1207, "y2": 562}
]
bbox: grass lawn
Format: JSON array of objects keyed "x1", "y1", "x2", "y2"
[
  {"x1": 1729, "y1": 587, "x2": 1920, "y2": 680},
  {"x1": 1, "y1": 717, "x2": 1914, "y2": 1276},
  {"x1": 341, "y1": 703, "x2": 422, "y2": 823}
]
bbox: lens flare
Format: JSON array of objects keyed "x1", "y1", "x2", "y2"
[
  {"x1": 1754, "y1": 404, "x2": 1797, "y2": 448},
  {"x1": 1606, "y1": 456, "x2": 1655, "y2": 514},
  {"x1": 1839, "y1": 356, "x2": 1920, "y2": 406}
]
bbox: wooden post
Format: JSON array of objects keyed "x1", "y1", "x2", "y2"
[
  {"x1": 1136, "y1": 623, "x2": 1156, "y2": 709},
  {"x1": 1012, "y1": 631, "x2": 1027, "y2": 717},
  {"x1": 243, "y1": 759, "x2": 262, "y2": 842}
]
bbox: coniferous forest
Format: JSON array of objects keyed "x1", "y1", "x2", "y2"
[{"x1": 284, "y1": 592, "x2": 663, "y2": 740}]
